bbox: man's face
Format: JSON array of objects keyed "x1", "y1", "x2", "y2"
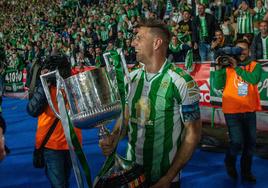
[
  {"x1": 171, "y1": 36, "x2": 178, "y2": 44},
  {"x1": 126, "y1": 39, "x2": 131, "y2": 47},
  {"x1": 95, "y1": 47, "x2": 101, "y2": 55},
  {"x1": 259, "y1": 22, "x2": 268, "y2": 36},
  {"x1": 236, "y1": 42, "x2": 249, "y2": 62},
  {"x1": 117, "y1": 32, "x2": 123, "y2": 38},
  {"x1": 215, "y1": 31, "x2": 224, "y2": 42},
  {"x1": 198, "y1": 5, "x2": 205, "y2": 16},
  {"x1": 256, "y1": 0, "x2": 263, "y2": 8},
  {"x1": 131, "y1": 27, "x2": 154, "y2": 64},
  {"x1": 241, "y1": 1, "x2": 248, "y2": 11},
  {"x1": 183, "y1": 11, "x2": 190, "y2": 21}
]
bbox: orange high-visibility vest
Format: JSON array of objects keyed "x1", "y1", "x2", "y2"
[
  {"x1": 222, "y1": 61, "x2": 261, "y2": 114},
  {"x1": 35, "y1": 87, "x2": 82, "y2": 150}
]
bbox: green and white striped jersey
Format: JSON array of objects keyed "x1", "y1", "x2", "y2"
[
  {"x1": 237, "y1": 10, "x2": 254, "y2": 34},
  {"x1": 199, "y1": 0, "x2": 209, "y2": 5},
  {"x1": 169, "y1": 43, "x2": 183, "y2": 53},
  {"x1": 100, "y1": 29, "x2": 109, "y2": 42},
  {"x1": 254, "y1": 7, "x2": 267, "y2": 22},
  {"x1": 126, "y1": 61, "x2": 200, "y2": 182}
]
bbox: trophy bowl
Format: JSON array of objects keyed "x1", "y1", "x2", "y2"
[{"x1": 64, "y1": 67, "x2": 122, "y2": 129}]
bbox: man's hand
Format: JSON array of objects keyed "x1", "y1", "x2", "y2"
[
  {"x1": 215, "y1": 56, "x2": 223, "y2": 69},
  {"x1": 150, "y1": 176, "x2": 171, "y2": 188},
  {"x1": 0, "y1": 128, "x2": 6, "y2": 161},
  {"x1": 40, "y1": 68, "x2": 49, "y2": 75},
  {"x1": 211, "y1": 40, "x2": 219, "y2": 49},
  {"x1": 194, "y1": 42, "x2": 198, "y2": 50},
  {"x1": 228, "y1": 57, "x2": 237, "y2": 68}
]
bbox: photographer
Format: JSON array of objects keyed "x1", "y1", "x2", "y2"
[
  {"x1": 26, "y1": 55, "x2": 82, "y2": 187},
  {"x1": 214, "y1": 39, "x2": 262, "y2": 183}
]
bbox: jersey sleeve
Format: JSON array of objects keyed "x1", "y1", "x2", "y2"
[{"x1": 174, "y1": 76, "x2": 201, "y2": 123}]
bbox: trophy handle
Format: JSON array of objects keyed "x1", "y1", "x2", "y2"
[
  {"x1": 103, "y1": 48, "x2": 131, "y2": 99},
  {"x1": 40, "y1": 70, "x2": 61, "y2": 119},
  {"x1": 117, "y1": 48, "x2": 131, "y2": 88}
]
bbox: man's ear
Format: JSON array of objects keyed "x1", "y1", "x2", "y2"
[{"x1": 153, "y1": 38, "x2": 163, "y2": 50}]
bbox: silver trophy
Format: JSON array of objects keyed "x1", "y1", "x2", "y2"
[{"x1": 40, "y1": 49, "x2": 147, "y2": 188}]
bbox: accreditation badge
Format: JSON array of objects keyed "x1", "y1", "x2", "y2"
[{"x1": 238, "y1": 82, "x2": 248, "y2": 96}]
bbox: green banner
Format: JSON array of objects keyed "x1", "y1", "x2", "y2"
[
  {"x1": 258, "y1": 64, "x2": 268, "y2": 110},
  {"x1": 210, "y1": 63, "x2": 268, "y2": 111},
  {"x1": 4, "y1": 67, "x2": 24, "y2": 92}
]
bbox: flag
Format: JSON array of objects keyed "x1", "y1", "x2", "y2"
[
  {"x1": 164, "y1": 0, "x2": 173, "y2": 19},
  {"x1": 185, "y1": 49, "x2": 193, "y2": 72}
]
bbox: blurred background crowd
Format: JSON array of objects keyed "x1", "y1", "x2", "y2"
[{"x1": 0, "y1": 0, "x2": 268, "y2": 91}]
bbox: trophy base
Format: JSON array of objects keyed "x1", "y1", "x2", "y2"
[{"x1": 95, "y1": 155, "x2": 148, "y2": 188}]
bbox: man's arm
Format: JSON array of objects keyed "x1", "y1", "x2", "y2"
[
  {"x1": 235, "y1": 62, "x2": 262, "y2": 84},
  {"x1": 151, "y1": 119, "x2": 202, "y2": 188},
  {"x1": 214, "y1": 68, "x2": 226, "y2": 90},
  {"x1": 250, "y1": 36, "x2": 258, "y2": 60},
  {"x1": 233, "y1": 8, "x2": 240, "y2": 17},
  {"x1": 191, "y1": 17, "x2": 198, "y2": 44},
  {"x1": 0, "y1": 126, "x2": 6, "y2": 161},
  {"x1": 248, "y1": 8, "x2": 256, "y2": 16},
  {"x1": 26, "y1": 82, "x2": 47, "y2": 117},
  {"x1": 264, "y1": 12, "x2": 268, "y2": 21},
  {"x1": 151, "y1": 74, "x2": 202, "y2": 187}
]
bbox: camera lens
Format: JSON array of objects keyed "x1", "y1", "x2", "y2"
[
  {"x1": 218, "y1": 55, "x2": 230, "y2": 66},
  {"x1": 222, "y1": 57, "x2": 229, "y2": 65}
]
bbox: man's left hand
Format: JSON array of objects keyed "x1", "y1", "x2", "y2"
[{"x1": 150, "y1": 176, "x2": 171, "y2": 188}]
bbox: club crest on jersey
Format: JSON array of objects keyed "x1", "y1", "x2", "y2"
[{"x1": 161, "y1": 81, "x2": 169, "y2": 89}]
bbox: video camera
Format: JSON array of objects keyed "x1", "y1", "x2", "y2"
[
  {"x1": 28, "y1": 55, "x2": 71, "y2": 98},
  {"x1": 216, "y1": 46, "x2": 243, "y2": 67}
]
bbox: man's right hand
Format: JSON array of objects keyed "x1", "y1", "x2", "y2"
[
  {"x1": 194, "y1": 43, "x2": 198, "y2": 50},
  {"x1": 215, "y1": 57, "x2": 223, "y2": 69},
  {"x1": 99, "y1": 133, "x2": 118, "y2": 156},
  {"x1": 211, "y1": 40, "x2": 219, "y2": 49}
]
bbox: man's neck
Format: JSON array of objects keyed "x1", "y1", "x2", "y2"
[
  {"x1": 145, "y1": 56, "x2": 166, "y2": 73},
  {"x1": 239, "y1": 57, "x2": 251, "y2": 65}
]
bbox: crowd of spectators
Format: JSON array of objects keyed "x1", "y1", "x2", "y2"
[{"x1": 0, "y1": 0, "x2": 268, "y2": 90}]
